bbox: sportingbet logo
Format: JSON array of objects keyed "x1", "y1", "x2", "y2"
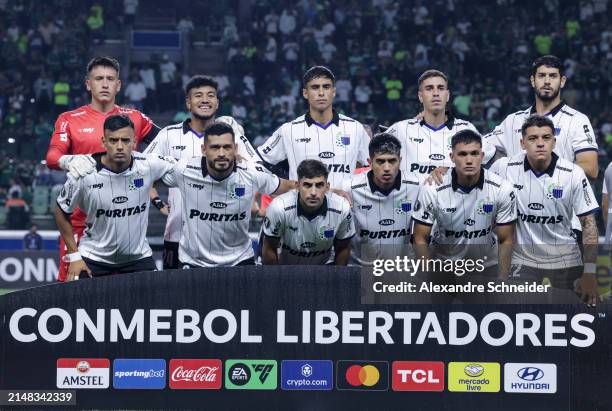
[
  {"x1": 281, "y1": 360, "x2": 333, "y2": 391},
  {"x1": 392, "y1": 361, "x2": 444, "y2": 392},
  {"x1": 504, "y1": 363, "x2": 556, "y2": 394},
  {"x1": 57, "y1": 358, "x2": 109, "y2": 389},
  {"x1": 169, "y1": 359, "x2": 222, "y2": 389},
  {"x1": 225, "y1": 360, "x2": 277, "y2": 390},
  {"x1": 112, "y1": 359, "x2": 166, "y2": 389},
  {"x1": 337, "y1": 361, "x2": 389, "y2": 391}
]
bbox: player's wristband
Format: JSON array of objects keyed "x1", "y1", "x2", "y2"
[
  {"x1": 584, "y1": 263, "x2": 596, "y2": 274},
  {"x1": 63, "y1": 251, "x2": 82, "y2": 263},
  {"x1": 151, "y1": 196, "x2": 166, "y2": 210}
]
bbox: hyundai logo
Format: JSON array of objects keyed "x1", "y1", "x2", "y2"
[
  {"x1": 318, "y1": 151, "x2": 335, "y2": 159},
  {"x1": 301, "y1": 242, "x2": 316, "y2": 248},
  {"x1": 379, "y1": 219, "x2": 395, "y2": 226},
  {"x1": 517, "y1": 367, "x2": 544, "y2": 381},
  {"x1": 429, "y1": 154, "x2": 445, "y2": 161},
  {"x1": 528, "y1": 203, "x2": 544, "y2": 210},
  {"x1": 112, "y1": 196, "x2": 128, "y2": 204},
  {"x1": 210, "y1": 202, "x2": 228, "y2": 209}
]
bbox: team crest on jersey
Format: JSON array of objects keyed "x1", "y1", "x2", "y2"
[
  {"x1": 554, "y1": 127, "x2": 561, "y2": 136},
  {"x1": 476, "y1": 198, "x2": 494, "y2": 214},
  {"x1": 446, "y1": 136, "x2": 453, "y2": 151},
  {"x1": 319, "y1": 225, "x2": 335, "y2": 239},
  {"x1": 128, "y1": 173, "x2": 145, "y2": 191},
  {"x1": 229, "y1": 182, "x2": 246, "y2": 198},
  {"x1": 335, "y1": 132, "x2": 350, "y2": 147},
  {"x1": 394, "y1": 198, "x2": 412, "y2": 214},
  {"x1": 546, "y1": 183, "x2": 563, "y2": 199}
]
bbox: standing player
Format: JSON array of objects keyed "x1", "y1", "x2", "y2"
[
  {"x1": 490, "y1": 115, "x2": 600, "y2": 305},
  {"x1": 46, "y1": 56, "x2": 159, "y2": 281},
  {"x1": 603, "y1": 162, "x2": 612, "y2": 248},
  {"x1": 485, "y1": 55, "x2": 598, "y2": 179},
  {"x1": 54, "y1": 115, "x2": 174, "y2": 281},
  {"x1": 257, "y1": 66, "x2": 370, "y2": 189},
  {"x1": 161, "y1": 122, "x2": 295, "y2": 267},
  {"x1": 261, "y1": 160, "x2": 355, "y2": 265},
  {"x1": 144, "y1": 75, "x2": 258, "y2": 269},
  {"x1": 387, "y1": 69, "x2": 494, "y2": 179},
  {"x1": 412, "y1": 130, "x2": 516, "y2": 282},
  {"x1": 342, "y1": 133, "x2": 421, "y2": 265}
]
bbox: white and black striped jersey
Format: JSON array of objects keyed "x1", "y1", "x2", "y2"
[
  {"x1": 484, "y1": 101, "x2": 598, "y2": 160},
  {"x1": 386, "y1": 115, "x2": 495, "y2": 177},
  {"x1": 603, "y1": 163, "x2": 612, "y2": 248},
  {"x1": 256, "y1": 111, "x2": 370, "y2": 188},
  {"x1": 143, "y1": 116, "x2": 256, "y2": 242},
  {"x1": 412, "y1": 168, "x2": 517, "y2": 267},
  {"x1": 490, "y1": 153, "x2": 599, "y2": 268},
  {"x1": 341, "y1": 170, "x2": 421, "y2": 265},
  {"x1": 162, "y1": 157, "x2": 279, "y2": 267},
  {"x1": 56, "y1": 153, "x2": 176, "y2": 264},
  {"x1": 262, "y1": 191, "x2": 355, "y2": 265}
]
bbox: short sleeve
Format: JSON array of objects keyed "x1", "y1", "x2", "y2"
[
  {"x1": 143, "y1": 128, "x2": 168, "y2": 156},
  {"x1": 495, "y1": 181, "x2": 517, "y2": 225},
  {"x1": 571, "y1": 168, "x2": 600, "y2": 217},
  {"x1": 257, "y1": 125, "x2": 287, "y2": 165},
  {"x1": 162, "y1": 158, "x2": 186, "y2": 188},
  {"x1": 572, "y1": 114, "x2": 599, "y2": 154},
  {"x1": 56, "y1": 175, "x2": 83, "y2": 214},
  {"x1": 262, "y1": 198, "x2": 285, "y2": 238},
  {"x1": 148, "y1": 154, "x2": 177, "y2": 181},
  {"x1": 356, "y1": 123, "x2": 370, "y2": 166},
  {"x1": 336, "y1": 201, "x2": 356, "y2": 240},
  {"x1": 412, "y1": 185, "x2": 436, "y2": 226},
  {"x1": 251, "y1": 163, "x2": 281, "y2": 195}
]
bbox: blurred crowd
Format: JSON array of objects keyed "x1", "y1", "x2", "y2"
[{"x1": 0, "y1": 0, "x2": 611, "y2": 222}]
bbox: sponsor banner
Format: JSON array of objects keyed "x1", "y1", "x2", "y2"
[
  {"x1": 336, "y1": 361, "x2": 389, "y2": 391},
  {"x1": 392, "y1": 361, "x2": 444, "y2": 392},
  {"x1": 448, "y1": 362, "x2": 500, "y2": 392},
  {"x1": 112, "y1": 359, "x2": 166, "y2": 389},
  {"x1": 56, "y1": 358, "x2": 109, "y2": 389},
  {"x1": 225, "y1": 360, "x2": 277, "y2": 390},
  {"x1": 281, "y1": 360, "x2": 333, "y2": 391},
  {"x1": 504, "y1": 363, "x2": 557, "y2": 394},
  {"x1": 169, "y1": 359, "x2": 222, "y2": 389}
]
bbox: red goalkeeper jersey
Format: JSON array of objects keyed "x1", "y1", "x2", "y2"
[{"x1": 46, "y1": 104, "x2": 156, "y2": 228}]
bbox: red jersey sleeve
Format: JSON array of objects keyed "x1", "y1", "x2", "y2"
[
  {"x1": 131, "y1": 110, "x2": 155, "y2": 145},
  {"x1": 46, "y1": 113, "x2": 72, "y2": 169}
]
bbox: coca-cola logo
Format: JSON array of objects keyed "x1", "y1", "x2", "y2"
[
  {"x1": 169, "y1": 359, "x2": 222, "y2": 389},
  {"x1": 172, "y1": 366, "x2": 219, "y2": 382}
]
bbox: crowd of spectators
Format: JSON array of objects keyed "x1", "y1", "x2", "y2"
[{"x1": 0, "y1": 0, "x2": 611, "y2": 224}]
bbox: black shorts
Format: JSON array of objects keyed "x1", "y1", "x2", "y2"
[
  {"x1": 179, "y1": 257, "x2": 255, "y2": 269},
  {"x1": 82, "y1": 256, "x2": 157, "y2": 277},
  {"x1": 509, "y1": 264, "x2": 582, "y2": 290},
  {"x1": 163, "y1": 241, "x2": 180, "y2": 269}
]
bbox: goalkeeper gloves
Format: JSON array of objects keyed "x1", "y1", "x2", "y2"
[{"x1": 58, "y1": 155, "x2": 96, "y2": 178}]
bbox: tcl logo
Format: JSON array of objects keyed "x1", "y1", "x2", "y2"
[
  {"x1": 392, "y1": 361, "x2": 444, "y2": 392},
  {"x1": 169, "y1": 359, "x2": 222, "y2": 389}
]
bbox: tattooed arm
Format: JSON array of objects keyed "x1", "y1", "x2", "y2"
[{"x1": 577, "y1": 213, "x2": 599, "y2": 306}]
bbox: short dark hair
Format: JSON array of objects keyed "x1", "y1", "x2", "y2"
[
  {"x1": 418, "y1": 69, "x2": 448, "y2": 88},
  {"x1": 297, "y1": 159, "x2": 329, "y2": 180},
  {"x1": 204, "y1": 121, "x2": 235, "y2": 142},
  {"x1": 451, "y1": 129, "x2": 481, "y2": 149},
  {"x1": 521, "y1": 114, "x2": 555, "y2": 136},
  {"x1": 369, "y1": 133, "x2": 402, "y2": 158},
  {"x1": 103, "y1": 114, "x2": 134, "y2": 132},
  {"x1": 185, "y1": 75, "x2": 218, "y2": 97},
  {"x1": 303, "y1": 66, "x2": 335, "y2": 87},
  {"x1": 531, "y1": 55, "x2": 564, "y2": 77},
  {"x1": 86, "y1": 56, "x2": 120, "y2": 76}
]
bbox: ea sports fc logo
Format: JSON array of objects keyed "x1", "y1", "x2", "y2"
[
  {"x1": 229, "y1": 182, "x2": 246, "y2": 199},
  {"x1": 335, "y1": 132, "x2": 350, "y2": 147},
  {"x1": 476, "y1": 198, "x2": 494, "y2": 214},
  {"x1": 545, "y1": 183, "x2": 563, "y2": 199},
  {"x1": 394, "y1": 198, "x2": 412, "y2": 215},
  {"x1": 319, "y1": 225, "x2": 335, "y2": 240}
]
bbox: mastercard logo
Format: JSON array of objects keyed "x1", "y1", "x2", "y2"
[{"x1": 345, "y1": 364, "x2": 380, "y2": 387}]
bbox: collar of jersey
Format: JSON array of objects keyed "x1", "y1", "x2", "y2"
[
  {"x1": 297, "y1": 194, "x2": 328, "y2": 220},
  {"x1": 367, "y1": 170, "x2": 401, "y2": 195},
  {"x1": 529, "y1": 100, "x2": 565, "y2": 117},
  {"x1": 419, "y1": 111, "x2": 455, "y2": 131},
  {"x1": 451, "y1": 167, "x2": 485, "y2": 192},
  {"x1": 182, "y1": 118, "x2": 205, "y2": 138},
  {"x1": 200, "y1": 157, "x2": 237, "y2": 181},
  {"x1": 304, "y1": 110, "x2": 340, "y2": 129},
  {"x1": 92, "y1": 152, "x2": 134, "y2": 173},
  {"x1": 523, "y1": 152, "x2": 558, "y2": 177}
]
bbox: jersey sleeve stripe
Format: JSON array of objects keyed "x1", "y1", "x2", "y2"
[
  {"x1": 411, "y1": 216, "x2": 433, "y2": 226},
  {"x1": 576, "y1": 207, "x2": 600, "y2": 217},
  {"x1": 496, "y1": 219, "x2": 517, "y2": 226},
  {"x1": 574, "y1": 147, "x2": 598, "y2": 154}
]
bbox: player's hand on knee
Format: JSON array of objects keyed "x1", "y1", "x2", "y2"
[
  {"x1": 426, "y1": 167, "x2": 449, "y2": 185},
  {"x1": 576, "y1": 273, "x2": 600, "y2": 307},
  {"x1": 67, "y1": 260, "x2": 92, "y2": 281},
  {"x1": 59, "y1": 155, "x2": 96, "y2": 178}
]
